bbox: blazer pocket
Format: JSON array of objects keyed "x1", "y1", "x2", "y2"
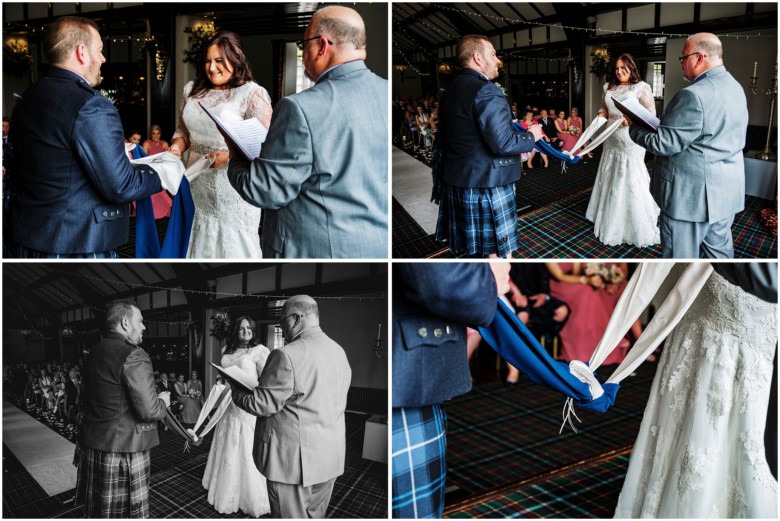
[
  {"x1": 398, "y1": 315, "x2": 464, "y2": 350},
  {"x1": 136, "y1": 422, "x2": 157, "y2": 434},
  {"x1": 92, "y1": 204, "x2": 125, "y2": 223}
]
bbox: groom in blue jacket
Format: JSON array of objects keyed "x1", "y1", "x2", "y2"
[
  {"x1": 435, "y1": 35, "x2": 541, "y2": 258},
  {"x1": 8, "y1": 16, "x2": 164, "y2": 258}
]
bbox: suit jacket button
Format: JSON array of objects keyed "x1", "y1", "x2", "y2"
[
  {"x1": 418, "y1": 327, "x2": 427, "y2": 337},
  {"x1": 103, "y1": 211, "x2": 108, "y2": 216},
  {"x1": 446, "y1": 325, "x2": 451, "y2": 334},
  {"x1": 434, "y1": 328, "x2": 443, "y2": 338},
  {"x1": 110, "y1": 211, "x2": 115, "y2": 216}
]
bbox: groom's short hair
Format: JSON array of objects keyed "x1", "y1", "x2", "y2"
[
  {"x1": 457, "y1": 35, "x2": 490, "y2": 67},
  {"x1": 104, "y1": 300, "x2": 138, "y2": 330},
  {"x1": 44, "y1": 16, "x2": 99, "y2": 65}
]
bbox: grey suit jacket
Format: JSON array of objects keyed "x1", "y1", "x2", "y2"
[
  {"x1": 233, "y1": 327, "x2": 352, "y2": 487},
  {"x1": 228, "y1": 60, "x2": 388, "y2": 258},
  {"x1": 629, "y1": 65, "x2": 747, "y2": 223}
]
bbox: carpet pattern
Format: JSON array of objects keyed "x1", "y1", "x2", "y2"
[
  {"x1": 442, "y1": 362, "x2": 657, "y2": 504},
  {"x1": 2, "y1": 401, "x2": 387, "y2": 519}
]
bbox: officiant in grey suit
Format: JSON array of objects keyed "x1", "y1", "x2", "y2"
[
  {"x1": 231, "y1": 295, "x2": 352, "y2": 518},
  {"x1": 227, "y1": 5, "x2": 387, "y2": 259},
  {"x1": 627, "y1": 33, "x2": 747, "y2": 258}
]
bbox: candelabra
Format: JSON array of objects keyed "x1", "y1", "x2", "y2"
[{"x1": 750, "y1": 60, "x2": 777, "y2": 161}]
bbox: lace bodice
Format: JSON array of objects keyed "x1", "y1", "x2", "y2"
[
  {"x1": 174, "y1": 81, "x2": 272, "y2": 258},
  {"x1": 602, "y1": 81, "x2": 655, "y2": 122}
]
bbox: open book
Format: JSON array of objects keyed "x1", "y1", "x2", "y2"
[
  {"x1": 199, "y1": 102, "x2": 268, "y2": 161},
  {"x1": 210, "y1": 362, "x2": 257, "y2": 391},
  {"x1": 613, "y1": 94, "x2": 660, "y2": 132}
]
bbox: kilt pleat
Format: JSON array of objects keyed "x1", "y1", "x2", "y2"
[
  {"x1": 435, "y1": 183, "x2": 519, "y2": 257},
  {"x1": 75, "y1": 445, "x2": 152, "y2": 518}
]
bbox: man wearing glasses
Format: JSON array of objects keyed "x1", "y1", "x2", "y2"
[
  {"x1": 231, "y1": 295, "x2": 352, "y2": 518},
  {"x1": 227, "y1": 5, "x2": 387, "y2": 259},
  {"x1": 626, "y1": 32, "x2": 748, "y2": 259}
]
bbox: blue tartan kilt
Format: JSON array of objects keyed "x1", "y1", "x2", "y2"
[
  {"x1": 74, "y1": 445, "x2": 152, "y2": 518},
  {"x1": 392, "y1": 404, "x2": 447, "y2": 519},
  {"x1": 435, "y1": 183, "x2": 519, "y2": 258}
]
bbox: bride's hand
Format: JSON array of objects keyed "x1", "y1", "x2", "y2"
[{"x1": 206, "y1": 151, "x2": 229, "y2": 168}]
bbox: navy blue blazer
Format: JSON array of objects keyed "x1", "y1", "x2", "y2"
[
  {"x1": 393, "y1": 263, "x2": 497, "y2": 408},
  {"x1": 9, "y1": 67, "x2": 162, "y2": 254},
  {"x1": 439, "y1": 69, "x2": 536, "y2": 188}
]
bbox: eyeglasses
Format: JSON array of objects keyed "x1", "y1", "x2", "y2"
[
  {"x1": 296, "y1": 35, "x2": 333, "y2": 51},
  {"x1": 678, "y1": 52, "x2": 705, "y2": 63},
  {"x1": 280, "y1": 313, "x2": 300, "y2": 324}
]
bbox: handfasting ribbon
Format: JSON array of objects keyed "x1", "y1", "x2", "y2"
[
  {"x1": 573, "y1": 116, "x2": 624, "y2": 158},
  {"x1": 562, "y1": 263, "x2": 714, "y2": 428},
  {"x1": 568, "y1": 116, "x2": 607, "y2": 156},
  {"x1": 512, "y1": 122, "x2": 580, "y2": 165},
  {"x1": 189, "y1": 383, "x2": 232, "y2": 440}
]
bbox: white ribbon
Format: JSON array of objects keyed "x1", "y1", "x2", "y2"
[
  {"x1": 567, "y1": 116, "x2": 606, "y2": 155},
  {"x1": 560, "y1": 263, "x2": 715, "y2": 431},
  {"x1": 191, "y1": 383, "x2": 232, "y2": 439},
  {"x1": 574, "y1": 117, "x2": 624, "y2": 158}
]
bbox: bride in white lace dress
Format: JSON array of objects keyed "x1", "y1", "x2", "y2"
[
  {"x1": 615, "y1": 267, "x2": 777, "y2": 518},
  {"x1": 170, "y1": 31, "x2": 272, "y2": 258},
  {"x1": 202, "y1": 316, "x2": 271, "y2": 517},
  {"x1": 586, "y1": 54, "x2": 660, "y2": 248}
]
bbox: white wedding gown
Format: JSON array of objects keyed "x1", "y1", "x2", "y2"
[
  {"x1": 202, "y1": 345, "x2": 271, "y2": 517},
  {"x1": 586, "y1": 82, "x2": 660, "y2": 248},
  {"x1": 173, "y1": 81, "x2": 272, "y2": 258},
  {"x1": 614, "y1": 270, "x2": 777, "y2": 518}
]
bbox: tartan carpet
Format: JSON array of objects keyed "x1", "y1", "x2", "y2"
[
  {"x1": 392, "y1": 143, "x2": 777, "y2": 258},
  {"x1": 446, "y1": 454, "x2": 630, "y2": 518},
  {"x1": 441, "y1": 361, "x2": 658, "y2": 505},
  {"x1": 2, "y1": 407, "x2": 386, "y2": 519}
]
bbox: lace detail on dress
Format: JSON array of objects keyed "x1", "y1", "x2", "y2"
[
  {"x1": 174, "y1": 81, "x2": 273, "y2": 259},
  {"x1": 586, "y1": 81, "x2": 660, "y2": 247},
  {"x1": 614, "y1": 270, "x2": 778, "y2": 518}
]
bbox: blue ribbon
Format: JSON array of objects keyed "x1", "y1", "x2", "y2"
[
  {"x1": 135, "y1": 177, "x2": 195, "y2": 258},
  {"x1": 513, "y1": 122, "x2": 581, "y2": 165},
  {"x1": 478, "y1": 298, "x2": 619, "y2": 413}
]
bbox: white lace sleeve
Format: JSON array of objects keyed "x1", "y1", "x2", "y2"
[
  {"x1": 637, "y1": 82, "x2": 656, "y2": 114},
  {"x1": 254, "y1": 345, "x2": 270, "y2": 375},
  {"x1": 171, "y1": 81, "x2": 194, "y2": 146},
  {"x1": 246, "y1": 83, "x2": 273, "y2": 130}
]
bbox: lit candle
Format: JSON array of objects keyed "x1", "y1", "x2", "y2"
[
  {"x1": 377, "y1": 323, "x2": 382, "y2": 340},
  {"x1": 753, "y1": 61, "x2": 758, "y2": 77}
]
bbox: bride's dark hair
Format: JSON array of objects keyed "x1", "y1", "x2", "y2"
[
  {"x1": 190, "y1": 31, "x2": 255, "y2": 99},
  {"x1": 224, "y1": 315, "x2": 259, "y2": 354},
  {"x1": 607, "y1": 53, "x2": 642, "y2": 89}
]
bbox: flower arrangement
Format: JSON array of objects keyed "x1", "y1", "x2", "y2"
[
  {"x1": 188, "y1": 389, "x2": 201, "y2": 399},
  {"x1": 568, "y1": 125, "x2": 581, "y2": 136},
  {"x1": 585, "y1": 263, "x2": 626, "y2": 294},
  {"x1": 183, "y1": 23, "x2": 216, "y2": 64},
  {"x1": 494, "y1": 82, "x2": 507, "y2": 96},
  {"x1": 98, "y1": 89, "x2": 117, "y2": 106},
  {"x1": 3, "y1": 41, "x2": 33, "y2": 75},
  {"x1": 590, "y1": 47, "x2": 611, "y2": 80},
  {"x1": 209, "y1": 309, "x2": 231, "y2": 341}
]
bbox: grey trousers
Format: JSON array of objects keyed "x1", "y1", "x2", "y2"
[
  {"x1": 659, "y1": 212, "x2": 735, "y2": 259},
  {"x1": 267, "y1": 477, "x2": 336, "y2": 519}
]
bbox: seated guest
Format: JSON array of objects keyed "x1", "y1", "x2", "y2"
[
  {"x1": 519, "y1": 110, "x2": 548, "y2": 169},
  {"x1": 142, "y1": 124, "x2": 169, "y2": 155},
  {"x1": 538, "y1": 109, "x2": 559, "y2": 148}
]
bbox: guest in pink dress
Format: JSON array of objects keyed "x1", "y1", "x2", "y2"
[
  {"x1": 547, "y1": 262, "x2": 629, "y2": 365},
  {"x1": 139, "y1": 124, "x2": 173, "y2": 218}
]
